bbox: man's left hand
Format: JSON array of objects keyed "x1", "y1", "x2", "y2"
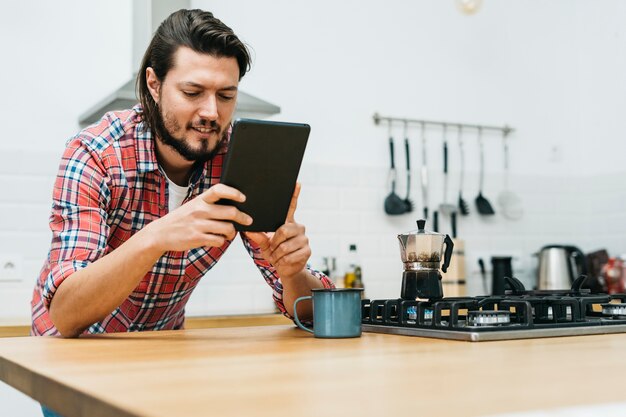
[{"x1": 246, "y1": 183, "x2": 311, "y2": 280}]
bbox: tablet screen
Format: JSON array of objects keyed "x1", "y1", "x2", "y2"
[{"x1": 219, "y1": 118, "x2": 310, "y2": 232}]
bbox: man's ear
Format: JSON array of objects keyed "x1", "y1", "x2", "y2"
[{"x1": 145, "y1": 67, "x2": 161, "y2": 104}]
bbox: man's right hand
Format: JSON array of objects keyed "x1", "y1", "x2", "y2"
[{"x1": 144, "y1": 183, "x2": 252, "y2": 252}]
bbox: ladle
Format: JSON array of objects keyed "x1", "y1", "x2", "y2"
[{"x1": 384, "y1": 121, "x2": 407, "y2": 215}]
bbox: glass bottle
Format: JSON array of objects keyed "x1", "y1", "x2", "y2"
[{"x1": 343, "y1": 244, "x2": 358, "y2": 289}]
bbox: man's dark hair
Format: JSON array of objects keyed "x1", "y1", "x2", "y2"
[{"x1": 137, "y1": 9, "x2": 251, "y2": 134}]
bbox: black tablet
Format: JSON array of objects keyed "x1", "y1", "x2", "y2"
[{"x1": 219, "y1": 118, "x2": 310, "y2": 232}]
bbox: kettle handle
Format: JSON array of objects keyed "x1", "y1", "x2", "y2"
[
  {"x1": 441, "y1": 235, "x2": 454, "y2": 273},
  {"x1": 568, "y1": 247, "x2": 588, "y2": 276},
  {"x1": 565, "y1": 246, "x2": 587, "y2": 282}
]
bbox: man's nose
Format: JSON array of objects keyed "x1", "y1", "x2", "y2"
[{"x1": 198, "y1": 95, "x2": 218, "y2": 120}]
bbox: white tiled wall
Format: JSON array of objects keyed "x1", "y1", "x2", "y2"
[
  {"x1": 0, "y1": 150, "x2": 59, "y2": 322},
  {"x1": 3, "y1": 147, "x2": 623, "y2": 321}
]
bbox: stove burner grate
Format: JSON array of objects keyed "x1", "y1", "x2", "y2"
[
  {"x1": 361, "y1": 276, "x2": 626, "y2": 341},
  {"x1": 468, "y1": 310, "x2": 511, "y2": 326}
]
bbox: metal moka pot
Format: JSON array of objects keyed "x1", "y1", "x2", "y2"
[
  {"x1": 397, "y1": 219, "x2": 454, "y2": 300},
  {"x1": 398, "y1": 219, "x2": 454, "y2": 273}
]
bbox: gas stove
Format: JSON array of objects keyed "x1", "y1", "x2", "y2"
[{"x1": 362, "y1": 276, "x2": 626, "y2": 342}]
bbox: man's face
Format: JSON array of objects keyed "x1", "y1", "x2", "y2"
[{"x1": 146, "y1": 47, "x2": 240, "y2": 162}]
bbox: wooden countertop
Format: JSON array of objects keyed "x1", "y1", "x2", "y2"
[{"x1": 1, "y1": 326, "x2": 626, "y2": 417}]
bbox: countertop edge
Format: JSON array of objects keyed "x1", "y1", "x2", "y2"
[
  {"x1": 0, "y1": 356, "x2": 140, "y2": 417},
  {"x1": 0, "y1": 313, "x2": 292, "y2": 338}
]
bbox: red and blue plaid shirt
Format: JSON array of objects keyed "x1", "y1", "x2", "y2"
[{"x1": 31, "y1": 105, "x2": 333, "y2": 336}]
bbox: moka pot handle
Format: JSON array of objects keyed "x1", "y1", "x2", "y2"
[{"x1": 441, "y1": 235, "x2": 454, "y2": 273}]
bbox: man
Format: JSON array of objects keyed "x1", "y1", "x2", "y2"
[{"x1": 30, "y1": 8, "x2": 333, "y2": 339}]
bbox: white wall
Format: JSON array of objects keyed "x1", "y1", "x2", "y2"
[
  {"x1": 0, "y1": 1, "x2": 132, "y2": 153},
  {"x1": 0, "y1": 1, "x2": 625, "y2": 316},
  {"x1": 200, "y1": 0, "x2": 626, "y2": 176}
]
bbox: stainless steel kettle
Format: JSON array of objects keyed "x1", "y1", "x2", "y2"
[{"x1": 537, "y1": 245, "x2": 587, "y2": 290}]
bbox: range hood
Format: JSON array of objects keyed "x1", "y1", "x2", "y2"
[{"x1": 78, "y1": 0, "x2": 280, "y2": 127}]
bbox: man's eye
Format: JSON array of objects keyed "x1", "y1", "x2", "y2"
[
  {"x1": 219, "y1": 94, "x2": 235, "y2": 101},
  {"x1": 183, "y1": 91, "x2": 200, "y2": 97}
]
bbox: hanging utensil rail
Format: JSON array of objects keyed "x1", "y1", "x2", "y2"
[{"x1": 372, "y1": 113, "x2": 514, "y2": 136}]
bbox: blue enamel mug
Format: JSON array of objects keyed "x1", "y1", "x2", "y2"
[{"x1": 293, "y1": 288, "x2": 363, "y2": 338}]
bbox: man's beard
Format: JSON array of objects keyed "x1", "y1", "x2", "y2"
[{"x1": 154, "y1": 107, "x2": 229, "y2": 163}]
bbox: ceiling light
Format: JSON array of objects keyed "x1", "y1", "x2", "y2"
[{"x1": 456, "y1": 0, "x2": 483, "y2": 15}]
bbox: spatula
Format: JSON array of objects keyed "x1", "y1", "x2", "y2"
[{"x1": 475, "y1": 127, "x2": 495, "y2": 215}]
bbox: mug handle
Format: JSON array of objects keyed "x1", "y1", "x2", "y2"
[{"x1": 293, "y1": 296, "x2": 314, "y2": 333}]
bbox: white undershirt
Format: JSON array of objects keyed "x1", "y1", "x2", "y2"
[{"x1": 165, "y1": 176, "x2": 189, "y2": 211}]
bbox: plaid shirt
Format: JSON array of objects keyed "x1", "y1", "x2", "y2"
[{"x1": 31, "y1": 105, "x2": 333, "y2": 336}]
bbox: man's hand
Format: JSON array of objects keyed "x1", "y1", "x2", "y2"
[
  {"x1": 145, "y1": 183, "x2": 253, "y2": 252},
  {"x1": 246, "y1": 183, "x2": 311, "y2": 280}
]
